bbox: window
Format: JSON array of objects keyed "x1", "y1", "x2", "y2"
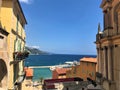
[
  {"x1": 92, "y1": 72, "x2": 94, "y2": 77},
  {"x1": 66, "y1": 87, "x2": 69, "y2": 90},
  {"x1": 73, "y1": 67, "x2": 77, "y2": 74},
  {"x1": 16, "y1": 15, "x2": 19, "y2": 32},
  {"x1": 87, "y1": 62, "x2": 89, "y2": 66},
  {"x1": 82, "y1": 69, "x2": 85, "y2": 73},
  {"x1": 87, "y1": 70, "x2": 89, "y2": 74},
  {"x1": 0, "y1": 38, "x2": 3, "y2": 48},
  {"x1": 118, "y1": 11, "x2": 120, "y2": 33}
]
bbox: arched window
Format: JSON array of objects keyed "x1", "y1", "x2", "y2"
[
  {"x1": 114, "y1": 3, "x2": 120, "y2": 34},
  {"x1": 0, "y1": 59, "x2": 7, "y2": 87},
  {"x1": 118, "y1": 11, "x2": 120, "y2": 34},
  {"x1": 104, "y1": 10, "x2": 108, "y2": 30}
]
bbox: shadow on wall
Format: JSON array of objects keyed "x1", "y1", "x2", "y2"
[
  {"x1": 0, "y1": 59, "x2": 7, "y2": 85},
  {"x1": 0, "y1": 21, "x2": 2, "y2": 27}
]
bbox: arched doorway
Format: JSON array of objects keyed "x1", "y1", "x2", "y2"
[{"x1": 0, "y1": 59, "x2": 7, "y2": 88}]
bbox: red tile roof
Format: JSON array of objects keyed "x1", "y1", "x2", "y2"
[
  {"x1": 44, "y1": 77, "x2": 83, "y2": 84},
  {"x1": 80, "y1": 57, "x2": 97, "y2": 63},
  {"x1": 55, "y1": 68, "x2": 71, "y2": 74},
  {"x1": 24, "y1": 67, "x2": 33, "y2": 77}
]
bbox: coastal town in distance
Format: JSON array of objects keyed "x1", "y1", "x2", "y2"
[{"x1": 0, "y1": 0, "x2": 120, "y2": 90}]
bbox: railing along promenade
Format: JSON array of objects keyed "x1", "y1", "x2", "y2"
[
  {"x1": 29, "y1": 66, "x2": 53, "y2": 68},
  {"x1": 29, "y1": 64, "x2": 72, "y2": 69}
]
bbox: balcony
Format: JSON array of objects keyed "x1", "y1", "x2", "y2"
[
  {"x1": 13, "y1": 51, "x2": 29, "y2": 60},
  {"x1": 96, "y1": 27, "x2": 120, "y2": 41}
]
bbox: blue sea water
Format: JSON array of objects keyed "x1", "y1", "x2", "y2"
[
  {"x1": 32, "y1": 68, "x2": 52, "y2": 81},
  {"x1": 25, "y1": 54, "x2": 96, "y2": 81}
]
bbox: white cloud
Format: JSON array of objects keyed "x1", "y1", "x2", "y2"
[
  {"x1": 25, "y1": 45, "x2": 40, "y2": 49},
  {"x1": 19, "y1": 0, "x2": 32, "y2": 4},
  {"x1": 30, "y1": 46, "x2": 40, "y2": 49}
]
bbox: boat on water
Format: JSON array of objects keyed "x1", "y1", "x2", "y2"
[
  {"x1": 50, "y1": 60, "x2": 80, "y2": 71},
  {"x1": 65, "y1": 61, "x2": 79, "y2": 65},
  {"x1": 50, "y1": 66, "x2": 56, "y2": 71}
]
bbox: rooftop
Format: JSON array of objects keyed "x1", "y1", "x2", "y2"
[
  {"x1": 24, "y1": 67, "x2": 33, "y2": 77},
  {"x1": 80, "y1": 57, "x2": 97, "y2": 63},
  {"x1": 44, "y1": 77, "x2": 83, "y2": 84},
  {"x1": 54, "y1": 68, "x2": 71, "y2": 74},
  {"x1": 16, "y1": 0, "x2": 27, "y2": 24}
]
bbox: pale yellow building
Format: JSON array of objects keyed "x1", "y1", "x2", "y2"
[
  {"x1": 96, "y1": 0, "x2": 120, "y2": 90},
  {"x1": 0, "y1": 1, "x2": 9, "y2": 90},
  {"x1": 0, "y1": 26, "x2": 9, "y2": 90},
  {"x1": 0, "y1": 0, "x2": 27, "y2": 90},
  {"x1": 22, "y1": 67, "x2": 33, "y2": 90}
]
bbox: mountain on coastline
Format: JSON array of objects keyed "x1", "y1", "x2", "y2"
[{"x1": 25, "y1": 46, "x2": 49, "y2": 55}]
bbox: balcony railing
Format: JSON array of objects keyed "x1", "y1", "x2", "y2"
[
  {"x1": 96, "y1": 28, "x2": 120, "y2": 41},
  {"x1": 13, "y1": 51, "x2": 29, "y2": 60}
]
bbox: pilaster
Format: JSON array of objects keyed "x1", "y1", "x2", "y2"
[
  {"x1": 103, "y1": 46, "x2": 108, "y2": 79},
  {"x1": 97, "y1": 48, "x2": 102, "y2": 73},
  {"x1": 107, "y1": 45, "x2": 113, "y2": 81}
]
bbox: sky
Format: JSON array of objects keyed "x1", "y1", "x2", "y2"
[{"x1": 19, "y1": 0, "x2": 103, "y2": 55}]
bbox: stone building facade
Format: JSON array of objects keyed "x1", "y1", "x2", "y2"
[
  {"x1": 52, "y1": 68, "x2": 71, "y2": 79},
  {"x1": 0, "y1": 0, "x2": 27, "y2": 89},
  {"x1": 66, "y1": 57, "x2": 97, "y2": 81},
  {"x1": 0, "y1": 28, "x2": 9, "y2": 90},
  {"x1": 95, "y1": 0, "x2": 120, "y2": 90},
  {"x1": 0, "y1": 1, "x2": 9, "y2": 89}
]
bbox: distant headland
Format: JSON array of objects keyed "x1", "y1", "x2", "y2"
[{"x1": 25, "y1": 46, "x2": 50, "y2": 55}]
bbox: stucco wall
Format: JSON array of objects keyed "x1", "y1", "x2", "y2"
[
  {"x1": 0, "y1": 32, "x2": 8, "y2": 90},
  {"x1": 67, "y1": 61, "x2": 96, "y2": 80}
]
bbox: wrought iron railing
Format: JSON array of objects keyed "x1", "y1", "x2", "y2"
[{"x1": 13, "y1": 51, "x2": 29, "y2": 60}]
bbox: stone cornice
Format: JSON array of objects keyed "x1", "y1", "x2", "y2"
[
  {"x1": 15, "y1": 0, "x2": 27, "y2": 24},
  {"x1": 100, "y1": 0, "x2": 107, "y2": 8},
  {"x1": 100, "y1": 0, "x2": 112, "y2": 8},
  {"x1": 96, "y1": 34, "x2": 120, "y2": 48},
  {"x1": 0, "y1": 35, "x2": 4, "y2": 39},
  {"x1": 0, "y1": 27, "x2": 9, "y2": 36}
]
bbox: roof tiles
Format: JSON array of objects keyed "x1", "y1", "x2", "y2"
[{"x1": 80, "y1": 57, "x2": 97, "y2": 63}]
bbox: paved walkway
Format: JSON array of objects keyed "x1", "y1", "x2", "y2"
[{"x1": 22, "y1": 80, "x2": 43, "y2": 90}]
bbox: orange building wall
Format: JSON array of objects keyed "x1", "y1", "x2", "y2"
[
  {"x1": 52, "y1": 70, "x2": 59, "y2": 79},
  {"x1": 66, "y1": 61, "x2": 97, "y2": 80},
  {"x1": 24, "y1": 67, "x2": 33, "y2": 80},
  {"x1": 52, "y1": 68, "x2": 71, "y2": 79},
  {"x1": 52, "y1": 70, "x2": 67, "y2": 79}
]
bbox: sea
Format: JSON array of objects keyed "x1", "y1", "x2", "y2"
[{"x1": 25, "y1": 54, "x2": 96, "y2": 81}]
